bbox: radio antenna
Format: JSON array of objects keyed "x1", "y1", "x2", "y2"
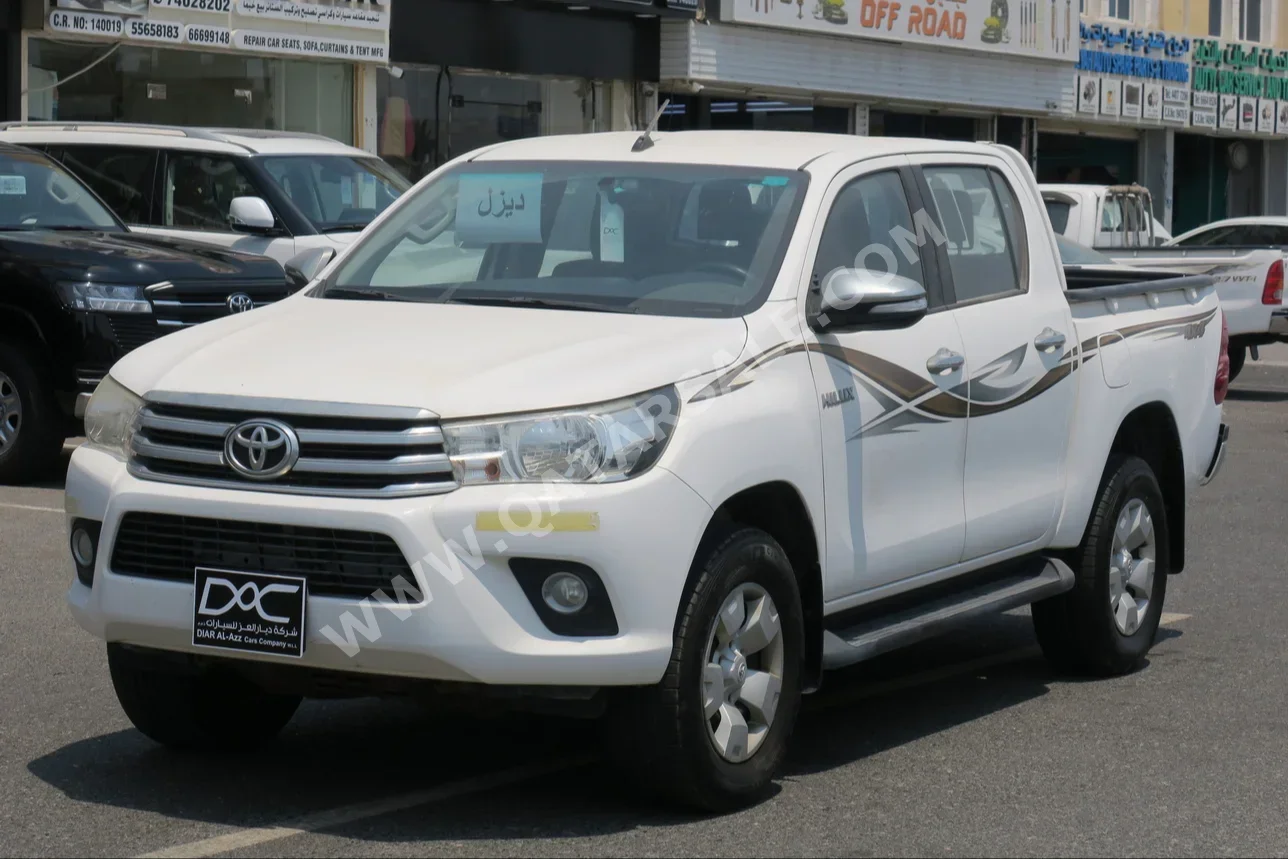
[{"x1": 632, "y1": 98, "x2": 671, "y2": 153}]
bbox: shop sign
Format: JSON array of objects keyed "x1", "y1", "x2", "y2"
[
  {"x1": 49, "y1": 0, "x2": 389, "y2": 63},
  {"x1": 1075, "y1": 23, "x2": 1190, "y2": 84},
  {"x1": 719, "y1": 0, "x2": 1078, "y2": 63},
  {"x1": 1192, "y1": 39, "x2": 1288, "y2": 100}
]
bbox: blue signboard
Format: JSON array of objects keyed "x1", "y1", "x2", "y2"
[{"x1": 1075, "y1": 22, "x2": 1192, "y2": 85}]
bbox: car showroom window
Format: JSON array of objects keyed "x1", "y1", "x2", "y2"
[
  {"x1": 813, "y1": 170, "x2": 928, "y2": 300},
  {"x1": 163, "y1": 153, "x2": 265, "y2": 231},
  {"x1": 924, "y1": 166, "x2": 1023, "y2": 303},
  {"x1": 57, "y1": 146, "x2": 154, "y2": 226}
]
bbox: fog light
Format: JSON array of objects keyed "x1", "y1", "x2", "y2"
[
  {"x1": 71, "y1": 528, "x2": 96, "y2": 568},
  {"x1": 541, "y1": 572, "x2": 589, "y2": 614}
]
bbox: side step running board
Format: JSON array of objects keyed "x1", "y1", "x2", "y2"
[{"x1": 821, "y1": 557, "x2": 1076, "y2": 671}]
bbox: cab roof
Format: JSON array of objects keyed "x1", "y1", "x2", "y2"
[{"x1": 471, "y1": 130, "x2": 1009, "y2": 171}]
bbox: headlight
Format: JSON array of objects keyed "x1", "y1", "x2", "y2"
[
  {"x1": 57, "y1": 282, "x2": 151, "y2": 314},
  {"x1": 443, "y1": 387, "x2": 680, "y2": 485},
  {"x1": 83, "y1": 376, "x2": 144, "y2": 458}
]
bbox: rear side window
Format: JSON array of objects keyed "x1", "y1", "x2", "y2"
[
  {"x1": 923, "y1": 166, "x2": 1025, "y2": 304},
  {"x1": 1044, "y1": 199, "x2": 1071, "y2": 234},
  {"x1": 58, "y1": 146, "x2": 155, "y2": 225},
  {"x1": 813, "y1": 170, "x2": 927, "y2": 296}
]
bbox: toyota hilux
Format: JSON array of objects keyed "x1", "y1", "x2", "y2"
[{"x1": 65, "y1": 131, "x2": 1229, "y2": 811}]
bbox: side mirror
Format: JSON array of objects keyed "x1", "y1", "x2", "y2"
[
  {"x1": 284, "y1": 246, "x2": 336, "y2": 293},
  {"x1": 229, "y1": 196, "x2": 276, "y2": 234},
  {"x1": 810, "y1": 269, "x2": 928, "y2": 333}
]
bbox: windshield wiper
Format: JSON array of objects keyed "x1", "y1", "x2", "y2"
[
  {"x1": 446, "y1": 295, "x2": 640, "y2": 314},
  {"x1": 321, "y1": 287, "x2": 414, "y2": 302},
  {"x1": 320, "y1": 224, "x2": 368, "y2": 233}
]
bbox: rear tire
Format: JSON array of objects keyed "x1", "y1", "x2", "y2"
[
  {"x1": 1227, "y1": 343, "x2": 1246, "y2": 382},
  {"x1": 608, "y1": 527, "x2": 804, "y2": 812},
  {"x1": 108, "y1": 645, "x2": 302, "y2": 750},
  {"x1": 0, "y1": 340, "x2": 64, "y2": 484},
  {"x1": 1033, "y1": 455, "x2": 1168, "y2": 676}
]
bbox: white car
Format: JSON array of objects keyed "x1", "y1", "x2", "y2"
[
  {"x1": 66, "y1": 131, "x2": 1228, "y2": 811},
  {"x1": 0, "y1": 122, "x2": 410, "y2": 269}
]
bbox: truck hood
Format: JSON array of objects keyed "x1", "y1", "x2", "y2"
[
  {"x1": 111, "y1": 295, "x2": 750, "y2": 418},
  {"x1": 0, "y1": 229, "x2": 285, "y2": 283}
]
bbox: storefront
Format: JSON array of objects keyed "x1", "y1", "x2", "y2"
[
  {"x1": 1048, "y1": 21, "x2": 1288, "y2": 235},
  {"x1": 377, "y1": 0, "x2": 695, "y2": 182},
  {"x1": 658, "y1": 0, "x2": 1077, "y2": 149},
  {"x1": 23, "y1": 0, "x2": 390, "y2": 144}
]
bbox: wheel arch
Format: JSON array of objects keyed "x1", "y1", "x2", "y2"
[
  {"x1": 0, "y1": 304, "x2": 51, "y2": 351},
  {"x1": 1107, "y1": 402, "x2": 1186, "y2": 574},
  {"x1": 689, "y1": 480, "x2": 825, "y2": 693}
]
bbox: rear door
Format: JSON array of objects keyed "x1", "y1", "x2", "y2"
[
  {"x1": 54, "y1": 145, "x2": 158, "y2": 228},
  {"x1": 132, "y1": 150, "x2": 298, "y2": 263},
  {"x1": 802, "y1": 156, "x2": 969, "y2": 599},
  {"x1": 910, "y1": 155, "x2": 1078, "y2": 560}
]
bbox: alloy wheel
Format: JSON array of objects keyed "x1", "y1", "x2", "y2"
[
  {"x1": 1109, "y1": 498, "x2": 1156, "y2": 636},
  {"x1": 702, "y1": 583, "x2": 786, "y2": 764}
]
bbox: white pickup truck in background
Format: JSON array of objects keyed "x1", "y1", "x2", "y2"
[
  {"x1": 1042, "y1": 185, "x2": 1286, "y2": 379},
  {"x1": 66, "y1": 132, "x2": 1228, "y2": 812}
]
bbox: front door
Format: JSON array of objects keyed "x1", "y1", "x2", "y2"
[
  {"x1": 803, "y1": 158, "x2": 969, "y2": 601},
  {"x1": 911, "y1": 156, "x2": 1078, "y2": 560}
]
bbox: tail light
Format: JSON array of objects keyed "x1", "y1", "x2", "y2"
[
  {"x1": 1261, "y1": 259, "x2": 1284, "y2": 305},
  {"x1": 1215, "y1": 312, "x2": 1230, "y2": 405}
]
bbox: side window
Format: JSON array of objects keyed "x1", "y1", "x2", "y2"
[
  {"x1": 163, "y1": 153, "x2": 263, "y2": 231},
  {"x1": 813, "y1": 170, "x2": 927, "y2": 298},
  {"x1": 1175, "y1": 225, "x2": 1244, "y2": 247},
  {"x1": 58, "y1": 146, "x2": 154, "y2": 225},
  {"x1": 924, "y1": 166, "x2": 1024, "y2": 304}
]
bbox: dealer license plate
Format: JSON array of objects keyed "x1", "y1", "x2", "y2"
[{"x1": 192, "y1": 567, "x2": 307, "y2": 659}]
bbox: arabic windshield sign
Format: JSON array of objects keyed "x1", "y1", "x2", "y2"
[
  {"x1": 1192, "y1": 39, "x2": 1288, "y2": 100},
  {"x1": 719, "y1": 0, "x2": 1078, "y2": 63}
]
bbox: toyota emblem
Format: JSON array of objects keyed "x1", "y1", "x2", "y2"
[
  {"x1": 226, "y1": 293, "x2": 255, "y2": 314},
  {"x1": 224, "y1": 419, "x2": 300, "y2": 480}
]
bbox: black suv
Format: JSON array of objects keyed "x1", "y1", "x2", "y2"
[{"x1": 0, "y1": 143, "x2": 288, "y2": 483}]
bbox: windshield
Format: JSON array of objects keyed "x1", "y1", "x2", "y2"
[
  {"x1": 259, "y1": 155, "x2": 410, "y2": 233},
  {"x1": 0, "y1": 149, "x2": 121, "y2": 231},
  {"x1": 320, "y1": 161, "x2": 808, "y2": 318},
  {"x1": 1054, "y1": 233, "x2": 1115, "y2": 265},
  {"x1": 1043, "y1": 198, "x2": 1072, "y2": 235}
]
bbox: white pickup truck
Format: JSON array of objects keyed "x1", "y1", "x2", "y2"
[
  {"x1": 1041, "y1": 184, "x2": 1285, "y2": 378},
  {"x1": 67, "y1": 132, "x2": 1229, "y2": 811}
]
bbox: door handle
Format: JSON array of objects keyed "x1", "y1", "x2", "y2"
[
  {"x1": 1034, "y1": 328, "x2": 1067, "y2": 353},
  {"x1": 926, "y1": 347, "x2": 965, "y2": 375}
]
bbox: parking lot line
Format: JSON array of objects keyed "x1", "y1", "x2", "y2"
[
  {"x1": 134, "y1": 757, "x2": 595, "y2": 859},
  {"x1": 0, "y1": 502, "x2": 62, "y2": 514}
]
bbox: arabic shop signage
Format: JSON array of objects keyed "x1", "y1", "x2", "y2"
[
  {"x1": 1075, "y1": 22, "x2": 1190, "y2": 83},
  {"x1": 1192, "y1": 39, "x2": 1288, "y2": 101},
  {"x1": 49, "y1": 0, "x2": 390, "y2": 63},
  {"x1": 719, "y1": 0, "x2": 1078, "y2": 63}
]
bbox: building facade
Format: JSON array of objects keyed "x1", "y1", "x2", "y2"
[
  {"x1": 658, "y1": 0, "x2": 1079, "y2": 157},
  {"x1": 376, "y1": 0, "x2": 695, "y2": 182},
  {"x1": 1046, "y1": 0, "x2": 1288, "y2": 235},
  {"x1": 20, "y1": 0, "x2": 390, "y2": 144}
]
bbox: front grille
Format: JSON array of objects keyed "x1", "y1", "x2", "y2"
[
  {"x1": 110, "y1": 512, "x2": 414, "y2": 599},
  {"x1": 128, "y1": 403, "x2": 458, "y2": 499},
  {"x1": 149, "y1": 280, "x2": 289, "y2": 329},
  {"x1": 107, "y1": 314, "x2": 162, "y2": 353}
]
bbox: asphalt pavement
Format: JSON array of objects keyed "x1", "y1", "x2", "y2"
[{"x1": 3, "y1": 353, "x2": 1288, "y2": 857}]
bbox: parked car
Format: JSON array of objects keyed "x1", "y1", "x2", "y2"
[
  {"x1": 1040, "y1": 183, "x2": 1172, "y2": 248},
  {"x1": 66, "y1": 132, "x2": 1228, "y2": 811},
  {"x1": 0, "y1": 142, "x2": 288, "y2": 483},
  {"x1": 0, "y1": 122, "x2": 411, "y2": 268}
]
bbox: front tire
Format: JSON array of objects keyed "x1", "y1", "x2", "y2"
[
  {"x1": 108, "y1": 645, "x2": 302, "y2": 750},
  {"x1": 609, "y1": 527, "x2": 804, "y2": 812},
  {"x1": 1032, "y1": 455, "x2": 1169, "y2": 676},
  {"x1": 0, "y1": 341, "x2": 64, "y2": 484}
]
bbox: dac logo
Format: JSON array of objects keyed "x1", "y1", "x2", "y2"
[{"x1": 198, "y1": 577, "x2": 301, "y2": 624}]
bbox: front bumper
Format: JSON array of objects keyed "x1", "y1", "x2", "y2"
[
  {"x1": 1200, "y1": 423, "x2": 1230, "y2": 486},
  {"x1": 64, "y1": 446, "x2": 713, "y2": 686}
]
